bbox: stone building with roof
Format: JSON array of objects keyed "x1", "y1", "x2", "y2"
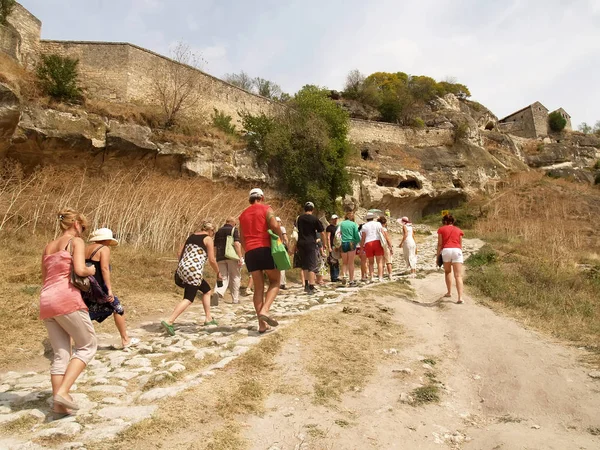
[{"x1": 498, "y1": 102, "x2": 572, "y2": 139}]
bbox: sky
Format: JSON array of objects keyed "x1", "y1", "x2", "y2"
[{"x1": 21, "y1": 0, "x2": 600, "y2": 127}]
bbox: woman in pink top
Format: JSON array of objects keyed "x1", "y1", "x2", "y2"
[
  {"x1": 40, "y1": 208, "x2": 97, "y2": 415},
  {"x1": 436, "y1": 214, "x2": 465, "y2": 304}
]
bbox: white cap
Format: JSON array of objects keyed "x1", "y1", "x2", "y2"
[
  {"x1": 366, "y1": 211, "x2": 375, "y2": 219},
  {"x1": 88, "y1": 228, "x2": 119, "y2": 246},
  {"x1": 249, "y1": 188, "x2": 264, "y2": 198},
  {"x1": 276, "y1": 217, "x2": 282, "y2": 222},
  {"x1": 331, "y1": 214, "x2": 339, "y2": 219}
]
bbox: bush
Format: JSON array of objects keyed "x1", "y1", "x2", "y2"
[
  {"x1": 0, "y1": 0, "x2": 15, "y2": 25},
  {"x1": 412, "y1": 117, "x2": 425, "y2": 128},
  {"x1": 242, "y1": 85, "x2": 351, "y2": 211},
  {"x1": 466, "y1": 245, "x2": 497, "y2": 268},
  {"x1": 454, "y1": 122, "x2": 469, "y2": 142},
  {"x1": 36, "y1": 54, "x2": 82, "y2": 102},
  {"x1": 548, "y1": 111, "x2": 567, "y2": 132},
  {"x1": 211, "y1": 109, "x2": 236, "y2": 135}
]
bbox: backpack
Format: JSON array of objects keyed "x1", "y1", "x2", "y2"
[{"x1": 333, "y1": 225, "x2": 342, "y2": 249}]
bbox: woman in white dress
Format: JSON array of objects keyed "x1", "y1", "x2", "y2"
[{"x1": 399, "y1": 216, "x2": 417, "y2": 277}]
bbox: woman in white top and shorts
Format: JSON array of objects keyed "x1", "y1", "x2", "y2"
[{"x1": 399, "y1": 216, "x2": 417, "y2": 277}]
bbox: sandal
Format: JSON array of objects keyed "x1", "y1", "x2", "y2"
[
  {"x1": 203, "y1": 319, "x2": 218, "y2": 326},
  {"x1": 123, "y1": 337, "x2": 140, "y2": 348},
  {"x1": 457, "y1": 299, "x2": 464, "y2": 304},
  {"x1": 53, "y1": 394, "x2": 79, "y2": 411},
  {"x1": 161, "y1": 320, "x2": 175, "y2": 336},
  {"x1": 258, "y1": 314, "x2": 279, "y2": 327}
]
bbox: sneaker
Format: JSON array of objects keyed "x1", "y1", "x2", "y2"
[
  {"x1": 203, "y1": 319, "x2": 219, "y2": 326},
  {"x1": 307, "y1": 286, "x2": 316, "y2": 295},
  {"x1": 280, "y1": 285, "x2": 287, "y2": 290},
  {"x1": 348, "y1": 280, "x2": 358, "y2": 287},
  {"x1": 378, "y1": 277, "x2": 384, "y2": 283},
  {"x1": 161, "y1": 320, "x2": 175, "y2": 336},
  {"x1": 304, "y1": 285, "x2": 310, "y2": 293}
]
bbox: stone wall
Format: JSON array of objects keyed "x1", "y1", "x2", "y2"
[
  {"x1": 348, "y1": 119, "x2": 454, "y2": 147},
  {"x1": 531, "y1": 102, "x2": 549, "y2": 137},
  {"x1": 38, "y1": 41, "x2": 280, "y2": 124},
  {"x1": 39, "y1": 41, "x2": 130, "y2": 101},
  {"x1": 0, "y1": 24, "x2": 19, "y2": 59},
  {"x1": 5, "y1": 2, "x2": 41, "y2": 68}
]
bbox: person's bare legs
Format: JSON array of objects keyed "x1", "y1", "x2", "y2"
[
  {"x1": 360, "y1": 253, "x2": 368, "y2": 280},
  {"x1": 453, "y1": 263, "x2": 464, "y2": 303},
  {"x1": 368, "y1": 257, "x2": 375, "y2": 280},
  {"x1": 386, "y1": 263, "x2": 393, "y2": 277},
  {"x1": 443, "y1": 262, "x2": 452, "y2": 297},
  {"x1": 251, "y1": 271, "x2": 267, "y2": 331},
  {"x1": 376, "y1": 255, "x2": 384, "y2": 278},
  {"x1": 166, "y1": 299, "x2": 193, "y2": 325},
  {"x1": 55, "y1": 358, "x2": 86, "y2": 401},
  {"x1": 253, "y1": 269, "x2": 280, "y2": 331},
  {"x1": 51, "y1": 375, "x2": 69, "y2": 413},
  {"x1": 113, "y1": 313, "x2": 130, "y2": 347},
  {"x1": 261, "y1": 269, "x2": 280, "y2": 316},
  {"x1": 347, "y1": 252, "x2": 355, "y2": 282},
  {"x1": 201, "y1": 291, "x2": 213, "y2": 322}
]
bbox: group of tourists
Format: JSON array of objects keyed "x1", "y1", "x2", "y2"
[{"x1": 38, "y1": 188, "x2": 464, "y2": 415}]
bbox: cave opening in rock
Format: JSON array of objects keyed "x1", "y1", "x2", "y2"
[
  {"x1": 452, "y1": 179, "x2": 465, "y2": 188},
  {"x1": 376, "y1": 175, "x2": 398, "y2": 187},
  {"x1": 361, "y1": 149, "x2": 371, "y2": 160},
  {"x1": 397, "y1": 178, "x2": 422, "y2": 190}
]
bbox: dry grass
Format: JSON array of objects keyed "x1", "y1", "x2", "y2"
[
  {"x1": 0, "y1": 163, "x2": 298, "y2": 252},
  {"x1": 0, "y1": 414, "x2": 40, "y2": 434},
  {"x1": 466, "y1": 172, "x2": 600, "y2": 354},
  {"x1": 289, "y1": 297, "x2": 406, "y2": 405}
]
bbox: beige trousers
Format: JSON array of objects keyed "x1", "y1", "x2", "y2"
[
  {"x1": 44, "y1": 309, "x2": 97, "y2": 375},
  {"x1": 216, "y1": 259, "x2": 241, "y2": 303}
]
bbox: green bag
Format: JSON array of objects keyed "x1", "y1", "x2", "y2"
[
  {"x1": 268, "y1": 230, "x2": 291, "y2": 271},
  {"x1": 225, "y1": 227, "x2": 239, "y2": 260}
]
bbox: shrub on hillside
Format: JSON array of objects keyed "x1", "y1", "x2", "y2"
[
  {"x1": 211, "y1": 108, "x2": 236, "y2": 135},
  {"x1": 454, "y1": 122, "x2": 469, "y2": 142},
  {"x1": 0, "y1": 0, "x2": 15, "y2": 25},
  {"x1": 412, "y1": 117, "x2": 425, "y2": 128},
  {"x1": 36, "y1": 54, "x2": 82, "y2": 102},
  {"x1": 242, "y1": 85, "x2": 351, "y2": 211},
  {"x1": 548, "y1": 111, "x2": 567, "y2": 132}
]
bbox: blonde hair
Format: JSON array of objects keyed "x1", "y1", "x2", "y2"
[
  {"x1": 58, "y1": 208, "x2": 88, "y2": 231},
  {"x1": 200, "y1": 221, "x2": 215, "y2": 232}
]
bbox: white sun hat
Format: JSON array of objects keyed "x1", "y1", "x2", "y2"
[
  {"x1": 249, "y1": 188, "x2": 264, "y2": 198},
  {"x1": 89, "y1": 228, "x2": 119, "y2": 246}
]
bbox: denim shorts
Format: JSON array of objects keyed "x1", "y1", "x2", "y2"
[{"x1": 341, "y1": 242, "x2": 355, "y2": 253}]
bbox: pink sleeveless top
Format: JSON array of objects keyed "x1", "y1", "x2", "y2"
[{"x1": 39, "y1": 251, "x2": 87, "y2": 320}]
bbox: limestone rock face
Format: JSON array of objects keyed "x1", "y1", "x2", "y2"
[
  {"x1": 0, "y1": 83, "x2": 22, "y2": 159},
  {"x1": 2, "y1": 105, "x2": 267, "y2": 183}
]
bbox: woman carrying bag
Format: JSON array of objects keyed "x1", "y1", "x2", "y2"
[{"x1": 162, "y1": 222, "x2": 222, "y2": 335}]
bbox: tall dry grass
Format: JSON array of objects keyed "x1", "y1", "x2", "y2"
[
  {"x1": 466, "y1": 172, "x2": 600, "y2": 352},
  {"x1": 0, "y1": 162, "x2": 297, "y2": 252},
  {"x1": 474, "y1": 171, "x2": 600, "y2": 267}
]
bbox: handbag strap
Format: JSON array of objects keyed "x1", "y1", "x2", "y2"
[
  {"x1": 89, "y1": 245, "x2": 105, "y2": 260},
  {"x1": 65, "y1": 238, "x2": 73, "y2": 255},
  {"x1": 230, "y1": 226, "x2": 235, "y2": 237}
]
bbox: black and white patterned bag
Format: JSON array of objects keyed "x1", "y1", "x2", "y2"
[{"x1": 176, "y1": 243, "x2": 208, "y2": 287}]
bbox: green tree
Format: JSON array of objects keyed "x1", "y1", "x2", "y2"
[
  {"x1": 36, "y1": 54, "x2": 82, "y2": 102},
  {"x1": 548, "y1": 111, "x2": 567, "y2": 132},
  {"x1": 0, "y1": 0, "x2": 16, "y2": 25},
  {"x1": 253, "y1": 77, "x2": 283, "y2": 100},
  {"x1": 594, "y1": 121, "x2": 600, "y2": 136},
  {"x1": 242, "y1": 85, "x2": 351, "y2": 211},
  {"x1": 578, "y1": 122, "x2": 592, "y2": 134}
]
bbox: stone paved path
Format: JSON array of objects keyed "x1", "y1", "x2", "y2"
[{"x1": 0, "y1": 229, "x2": 483, "y2": 449}]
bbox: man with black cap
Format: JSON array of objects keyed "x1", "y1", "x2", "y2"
[{"x1": 296, "y1": 202, "x2": 326, "y2": 294}]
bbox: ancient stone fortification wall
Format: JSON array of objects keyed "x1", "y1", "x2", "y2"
[
  {"x1": 5, "y1": 2, "x2": 41, "y2": 68},
  {"x1": 349, "y1": 119, "x2": 454, "y2": 147},
  {"x1": 38, "y1": 41, "x2": 279, "y2": 124},
  {"x1": 0, "y1": 24, "x2": 19, "y2": 59},
  {"x1": 39, "y1": 41, "x2": 130, "y2": 101},
  {"x1": 531, "y1": 104, "x2": 549, "y2": 137}
]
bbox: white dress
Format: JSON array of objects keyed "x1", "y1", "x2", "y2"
[{"x1": 402, "y1": 225, "x2": 417, "y2": 270}]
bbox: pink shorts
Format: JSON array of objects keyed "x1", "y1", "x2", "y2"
[{"x1": 364, "y1": 240, "x2": 384, "y2": 258}]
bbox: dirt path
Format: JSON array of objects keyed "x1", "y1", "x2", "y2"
[{"x1": 243, "y1": 274, "x2": 600, "y2": 449}]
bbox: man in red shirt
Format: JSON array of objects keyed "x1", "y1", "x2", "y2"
[{"x1": 239, "y1": 188, "x2": 284, "y2": 333}]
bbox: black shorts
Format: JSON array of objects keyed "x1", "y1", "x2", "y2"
[
  {"x1": 245, "y1": 247, "x2": 275, "y2": 272},
  {"x1": 183, "y1": 279, "x2": 211, "y2": 302},
  {"x1": 298, "y1": 241, "x2": 318, "y2": 272}
]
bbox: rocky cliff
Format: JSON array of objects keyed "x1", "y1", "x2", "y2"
[{"x1": 1, "y1": 83, "x2": 599, "y2": 218}]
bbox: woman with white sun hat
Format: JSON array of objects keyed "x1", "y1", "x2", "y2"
[{"x1": 84, "y1": 228, "x2": 139, "y2": 349}]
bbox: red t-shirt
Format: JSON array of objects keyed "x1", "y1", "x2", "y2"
[
  {"x1": 437, "y1": 225, "x2": 464, "y2": 249},
  {"x1": 239, "y1": 203, "x2": 271, "y2": 252}
]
